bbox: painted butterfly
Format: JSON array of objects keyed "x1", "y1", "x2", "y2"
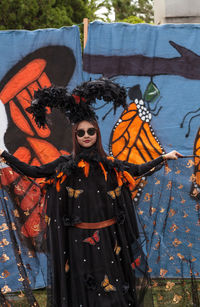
[
  {"x1": 0, "y1": 46, "x2": 75, "y2": 246},
  {"x1": 83, "y1": 231, "x2": 100, "y2": 245},
  {"x1": 190, "y1": 128, "x2": 200, "y2": 199},
  {"x1": 109, "y1": 81, "x2": 164, "y2": 201},
  {"x1": 131, "y1": 256, "x2": 141, "y2": 270}
]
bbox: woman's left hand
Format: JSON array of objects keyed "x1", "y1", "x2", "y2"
[{"x1": 163, "y1": 150, "x2": 183, "y2": 160}]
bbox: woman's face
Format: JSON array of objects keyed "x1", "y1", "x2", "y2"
[{"x1": 76, "y1": 121, "x2": 97, "y2": 148}]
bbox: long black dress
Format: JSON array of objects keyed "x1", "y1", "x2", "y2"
[{"x1": 1, "y1": 149, "x2": 164, "y2": 307}]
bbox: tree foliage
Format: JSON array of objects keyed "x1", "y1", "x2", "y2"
[
  {"x1": 0, "y1": 0, "x2": 153, "y2": 30},
  {"x1": 0, "y1": 0, "x2": 90, "y2": 30},
  {"x1": 120, "y1": 16, "x2": 145, "y2": 24},
  {"x1": 104, "y1": 0, "x2": 153, "y2": 23}
]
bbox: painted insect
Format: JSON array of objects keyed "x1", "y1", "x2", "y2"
[
  {"x1": 0, "y1": 46, "x2": 75, "y2": 248},
  {"x1": 109, "y1": 80, "x2": 165, "y2": 201}
]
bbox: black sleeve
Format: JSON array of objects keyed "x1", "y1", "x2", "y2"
[
  {"x1": 1, "y1": 151, "x2": 66, "y2": 178},
  {"x1": 123, "y1": 156, "x2": 164, "y2": 177}
]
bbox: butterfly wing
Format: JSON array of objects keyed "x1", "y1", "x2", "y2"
[
  {"x1": 114, "y1": 241, "x2": 121, "y2": 255},
  {"x1": 101, "y1": 275, "x2": 116, "y2": 292},
  {"x1": 92, "y1": 230, "x2": 100, "y2": 243},
  {"x1": 107, "y1": 190, "x2": 116, "y2": 199},
  {"x1": 109, "y1": 85, "x2": 164, "y2": 200},
  {"x1": 83, "y1": 237, "x2": 96, "y2": 245},
  {"x1": 131, "y1": 256, "x2": 141, "y2": 270},
  {"x1": 0, "y1": 47, "x2": 75, "y2": 247},
  {"x1": 66, "y1": 187, "x2": 75, "y2": 198},
  {"x1": 74, "y1": 189, "x2": 84, "y2": 199},
  {"x1": 114, "y1": 186, "x2": 122, "y2": 197}
]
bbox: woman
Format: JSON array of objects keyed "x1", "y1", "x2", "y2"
[{"x1": 0, "y1": 79, "x2": 182, "y2": 306}]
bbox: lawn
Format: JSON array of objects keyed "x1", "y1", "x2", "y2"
[{"x1": 4, "y1": 279, "x2": 200, "y2": 306}]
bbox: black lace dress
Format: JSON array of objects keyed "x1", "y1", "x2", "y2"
[{"x1": 1, "y1": 149, "x2": 164, "y2": 307}]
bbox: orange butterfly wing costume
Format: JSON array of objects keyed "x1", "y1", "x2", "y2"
[{"x1": 109, "y1": 84, "x2": 164, "y2": 199}]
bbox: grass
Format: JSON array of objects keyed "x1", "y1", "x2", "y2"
[{"x1": 4, "y1": 279, "x2": 200, "y2": 306}]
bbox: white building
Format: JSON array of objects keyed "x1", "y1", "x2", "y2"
[{"x1": 154, "y1": 0, "x2": 200, "y2": 24}]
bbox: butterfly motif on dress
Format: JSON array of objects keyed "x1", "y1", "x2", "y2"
[
  {"x1": 65, "y1": 260, "x2": 70, "y2": 273},
  {"x1": 114, "y1": 241, "x2": 121, "y2": 255},
  {"x1": 83, "y1": 230, "x2": 100, "y2": 245},
  {"x1": 131, "y1": 256, "x2": 141, "y2": 270},
  {"x1": 101, "y1": 274, "x2": 116, "y2": 292},
  {"x1": 107, "y1": 186, "x2": 122, "y2": 199},
  {"x1": 66, "y1": 187, "x2": 84, "y2": 199}
]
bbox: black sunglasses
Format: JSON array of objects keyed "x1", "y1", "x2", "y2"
[{"x1": 76, "y1": 128, "x2": 97, "y2": 138}]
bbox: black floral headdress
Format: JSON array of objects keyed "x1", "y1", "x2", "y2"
[{"x1": 26, "y1": 77, "x2": 127, "y2": 127}]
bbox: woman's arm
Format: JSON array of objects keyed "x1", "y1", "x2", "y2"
[
  {"x1": 0, "y1": 150, "x2": 67, "y2": 178},
  {"x1": 124, "y1": 150, "x2": 182, "y2": 177}
]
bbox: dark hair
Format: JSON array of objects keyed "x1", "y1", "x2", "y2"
[{"x1": 71, "y1": 120, "x2": 107, "y2": 158}]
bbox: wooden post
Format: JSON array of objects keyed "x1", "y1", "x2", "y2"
[{"x1": 83, "y1": 18, "x2": 89, "y2": 49}]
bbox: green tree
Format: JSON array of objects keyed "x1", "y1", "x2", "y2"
[
  {"x1": 103, "y1": 0, "x2": 153, "y2": 23},
  {"x1": 120, "y1": 16, "x2": 145, "y2": 24},
  {"x1": 132, "y1": 0, "x2": 153, "y2": 23},
  {"x1": 0, "y1": 0, "x2": 90, "y2": 30}
]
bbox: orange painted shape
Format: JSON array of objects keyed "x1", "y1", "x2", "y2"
[
  {"x1": 1, "y1": 147, "x2": 31, "y2": 186},
  {"x1": 1, "y1": 167, "x2": 19, "y2": 186},
  {"x1": 10, "y1": 100, "x2": 34, "y2": 136},
  {"x1": 13, "y1": 146, "x2": 31, "y2": 163},
  {"x1": 143, "y1": 124, "x2": 163, "y2": 155},
  {"x1": 26, "y1": 137, "x2": 61, "y2": 164},
  {"x1": 0, "y1": 59, "x2": 46, "y2": 104},
  {"x1": 136, "y1": 138, "x2": 152, "y2": 162},
  {"x1": 20, "y1": 184, "x2": 41, "y2": 211},
  {"x1": 28, "y1": 81, "x2": 41, "y2": 97},
  {"x1": 14, "y1": 179, "x2": 31, "y2": 196},
  {"x1": 38, "y1": 72, "x2": 51, "y2": 88},
  {"x1": 17, "y1": 90, "x2": 51, "y2": 138},
  {"x1": 21, "y1": 206, "x2": 42, "y2": 237}
]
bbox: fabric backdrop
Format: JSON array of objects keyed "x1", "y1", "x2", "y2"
[{"x1": 83, "y1": 21, "x2": 200, "y2": 284}]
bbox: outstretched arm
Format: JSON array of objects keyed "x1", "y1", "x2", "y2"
[
  {"x1": 124, "y1": 150, "x2": 182, "y2": 177},
  {"x1": 0, "y1": 150, "x2": 66, "y2": 178}
]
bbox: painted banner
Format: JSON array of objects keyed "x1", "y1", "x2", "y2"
[
  {"x1": 0, "y1": 26, "x2": 83, "y2": 293},
  {"x1": 83, "y1": 21, "x2": 200, "y2": 283}
]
